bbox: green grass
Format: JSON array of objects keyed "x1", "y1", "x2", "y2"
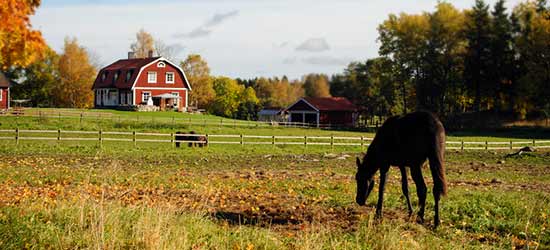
[
  {"x1": 0, "y1": 142, "x2": 549, "y2": 249},
  {"x1": 1, "y1": 109, "x2": 550, "y2": 249}
]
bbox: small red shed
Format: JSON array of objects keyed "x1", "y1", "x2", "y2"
[
  {"x1": 92, "y1": 52, "x2": 192, "y2": 111},
  {"x1": 0, "y1": 72, "x2": 12, "y2": 110},
  {"x1": 284, "y1": 97, "x2": 358, "y2": 127}
]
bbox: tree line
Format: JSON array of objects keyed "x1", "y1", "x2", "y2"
[
  {"x1": 3, "y1": 0, "x2": 548, "y2": 121},
  {"x1": 331, "y1": 0, "x2": 550, "y2": 119}
]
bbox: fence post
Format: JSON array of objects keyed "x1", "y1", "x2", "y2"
[
  {"x1": 485, "y1": 141, "x2": 488, "y2": 151},
  {"x1": 331, "y1": 135, "x2": 334, "y2": 151},
  {"x1": 461, "y1": 140, "x2": 464, "y2": 151},
  {"x1": 132, "y1": 131, "x2": 137, "y2": 147},
  {"x1": 304, "y1": 136, "x2": 307, "y2": 149},
  {"x1": 240, "y1": 134, "x2": 244, "y2": 146},
  {"x1": 220, "y1": 119, "x2": 223, "y2": 128},
  {"x1": 15, "y1": 128, "x2": 19, "y2": 145},
  {"x1": 99, "y1": 129, "x2": 103, "y2": 148},
  {"x1": 360, "y1": 136, "x2": 364, "y2": 151},
  {"x1": 510, "y1": 140, "x2": 513, "y2": 150},
  {"x1": 80, "y1": 113, "x2": 83, "y2": 125},
  {"x1": 533, "y1": 139, "x2": 536, "y2": 147},
  {"x1": 57, "y1": 129, "x2": 61, "y2": 142},
  {"x1": 205, "y1": 134, "x2": 209, "y2": 148},
  {"x1": 272, "y1": 135, "x2": 275, "y2": 148},
  {"x1": 170, "y1": 132, "x2": 174, "y2": 147}
]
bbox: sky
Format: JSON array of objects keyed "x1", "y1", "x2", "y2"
[{"x1": 32, "y1": 0, "x2": 524, "y2": 80}]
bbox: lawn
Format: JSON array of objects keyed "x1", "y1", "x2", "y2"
[
  {"x1": 1, "y1": 109, "x2": 550, "y2": 249},
  {"x1": 0, "y1": 140, "x2": 549, "y2": 249}
]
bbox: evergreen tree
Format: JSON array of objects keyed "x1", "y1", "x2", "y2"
[{"x1": 464, "y1": 0, "x2": 492, "y2": 112}]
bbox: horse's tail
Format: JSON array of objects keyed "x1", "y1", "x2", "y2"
[{"x1": 429, "y1": 131, "x2": 448, "y2": 196}]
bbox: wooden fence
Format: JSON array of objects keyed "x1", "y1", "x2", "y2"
[{"x1": 1, "y1": 129, "x2": 549, "y2": 151}]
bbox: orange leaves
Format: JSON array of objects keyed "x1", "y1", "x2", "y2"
[{"x1": 0, "y1": 0, "x2": 46, "y2": 69}]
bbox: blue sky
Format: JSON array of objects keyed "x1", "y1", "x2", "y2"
[{"x1": 33, "y1": 0, "x2": 524, "y2": 79}]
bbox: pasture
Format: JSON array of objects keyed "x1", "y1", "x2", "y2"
[{"x1": 0, "y1": 109, "x2": 549, "y2": 249}]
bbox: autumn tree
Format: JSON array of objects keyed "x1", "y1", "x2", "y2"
[
  {"x1": 418, "y1": 2, "x2": 465, "y2": 114},
  {"x1": 210, "y1": 77, "x2": 243, "y2": 117},
  {"x1": 181, "y1": 54, "x2": 215, "y2": 108},
  {"x1": 55, "y1": 37, "x2": 97, "y2": 108},
  {"x1": 235, "y1": 87, "x2": 261, "y2": 120},
  {"x1": 0, "y1": 0, "x2": 46, "y2": 69},
  {"x1": 11, "y1": 47, "x2": 59, "y2": 107},
  {"x1": 378, "y1": 12, "x2": 429, "y2": 113},
  {"x1": 303, "y1": 74, "x2": 331, "y2": 98},
  {"x1": 130, "y1": 29, "x2": 155, "y2": 58}
]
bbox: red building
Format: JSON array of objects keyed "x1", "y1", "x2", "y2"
[
  {"x1": 92, "y1": 52, "x2": 192, "y2": 111},
  {"x1": 0, "y1": 72, "x2": 12, "y2": 110},
  {"x1": 285, "y1": 97, "x2": 358, "y2": 127}
]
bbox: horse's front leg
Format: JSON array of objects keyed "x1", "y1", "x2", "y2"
[
  {"x1": 375, "y1": 165, "x2": 390, "y2": 219},
  {"x1": 399, "y1": 166, "x2": 413, "y2": 217}
]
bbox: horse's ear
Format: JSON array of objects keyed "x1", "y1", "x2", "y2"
[{"x1": 356, "y1": 157, "x2": 362, "y2": 169}]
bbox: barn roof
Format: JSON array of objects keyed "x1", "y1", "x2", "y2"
[
  {"x1": 287, "y1": 97, "x2": 357, "y2": 112},
  {"x1": 92, "y1": 57, "x2": 160, "y2": 89},
  {"x1": 0, "y1": 72, "x2": 13, "y2": 88},
  {"x1": 91, "y1": 57, "x2": 191, "y2": 90}
]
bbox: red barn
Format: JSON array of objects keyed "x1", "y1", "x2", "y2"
[
  {"x1": 0, "y1": 72, "x2": 12, "y2": 110},
  {"x1": 285, "y1": 97, "x2": 358, "y2": 127},
  {"x1": 92, "y1": 53, "x2": 191, "y2": 111}
]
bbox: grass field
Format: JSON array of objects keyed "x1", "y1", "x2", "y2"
[{"x1": 1, "y1": 109, "x2": 550, "y2": 249}]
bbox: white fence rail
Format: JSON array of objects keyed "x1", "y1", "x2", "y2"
[{"x1": 1, "y1": 128, "x2": 549, "y2": 151}]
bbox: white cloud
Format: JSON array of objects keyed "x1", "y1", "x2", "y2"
[
  {"x1": 296, "y1": 38, "x2": 330, "y2": 52},
  {"x1": 174, "y1": 10, "x2": 239, "y2": 39}
]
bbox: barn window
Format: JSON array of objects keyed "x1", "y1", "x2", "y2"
[
  {"x1": 101, "y1": 72, "x2": 107, "y2": 82},
  {"x1": 166, "y1": 72, "x2": 174, "y2": 84},
  {"x1": 0, "y1": 89, "x2": 2, "y2": 101},
  {"x1": 142, "y1": 92, "x2": 151, "y2": 103},
  {"x1": 157, "y1": 62, "x2": 166, "y2": 68},
  {"x1": 147, "y1": 72, "x2": 157, "y2": 83},
  {"x1": 113, "y1": 71, "x2": 119, "y2": 82},
  {"x1": 126, "y1": 70, "x2": 133, "y2": 82}
]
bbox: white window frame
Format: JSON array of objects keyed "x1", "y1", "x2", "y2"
[
  {"x1": 166, "y1": 72, "x2": 175, "y2": 84},
  {"x1": 172, "y1": 92, "x2": 179, "y2": 107},
  {"x1": 157, "y1": 62, "x2": 166, "y2": 68},
  {"x1": 147, "y1": 72, "x2": 157, "y2": 83},
  {"x1": 0, "y1": 89, "x2": 3, "y2": 101},
  {"x1": 142, "y1": 91, "x2": 151, "y2": 103}
]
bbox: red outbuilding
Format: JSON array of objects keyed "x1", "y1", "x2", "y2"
[
  {"x1": 92, "y1": 52, "x2": 191, "y2": 111},
  {"x1": 284, "y1": 97, "x2": 358, "y2": 127},
  {"x1": 0, "y1": 72, "x2": 12, "y2": 110}
]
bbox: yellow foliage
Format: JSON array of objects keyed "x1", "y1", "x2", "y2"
[
  {"x1": 0, "y1": 0, "x2": 46, "y2": 69},
  {"x1": 55, "y1": 37, "x2": 97, "y2": 108}
]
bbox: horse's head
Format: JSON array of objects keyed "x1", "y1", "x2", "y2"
[{"x1": 355, "y1": 157, "x2": 375, "y2": 206}]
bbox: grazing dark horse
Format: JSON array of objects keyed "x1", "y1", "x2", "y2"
[
  {"x1": 355, "y1": 111, "x2": 447, "y2": 228},
  {"x1": 175, "y1": 131, "x2": 208, "y2": 148}
]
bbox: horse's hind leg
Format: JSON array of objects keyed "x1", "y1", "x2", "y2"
[
  {"x1": 410, "y1": 165, "x2": 427, "y2": 223},
  {"x1": 433, "y1": 188, "x2": 441, "y2": 228},
  {"x1": 399, "y1": 166, "x2": 413, "y2": 216},
  {"x1": 375, "y1": 165, "x2": 390, "y2": 219}
]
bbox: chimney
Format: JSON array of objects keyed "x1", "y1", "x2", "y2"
[
  {"x1": 148, "y1": 50, "x2": 154, "y2": 58},
  {"x1": 128, "y1": 52, "x2": 135, "y2": 59}
]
